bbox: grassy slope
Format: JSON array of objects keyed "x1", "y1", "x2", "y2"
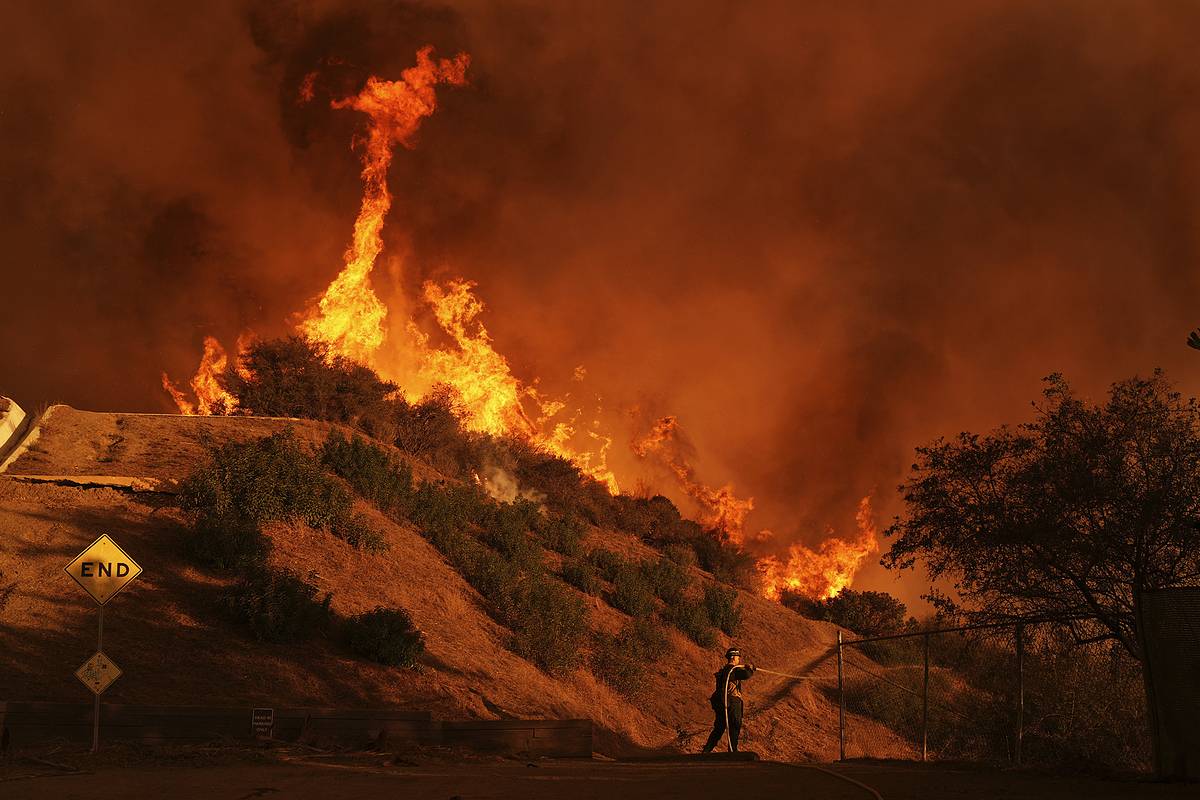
[{"x1": 0, "y1": 407, "x2": 911, "y2": 760}]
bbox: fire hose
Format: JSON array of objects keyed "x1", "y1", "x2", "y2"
[
  {"x1": 720, "y1": 666, "x2": 825, "y2": 752},
  {"x1": 754, "y1": 667, "x2": 823, "y2": 681}
]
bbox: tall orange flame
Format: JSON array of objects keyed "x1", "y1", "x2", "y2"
[
  {"x1": 296, "y1": 47, "x2": 619, "y2": 491},
  {"x1": 756, "y1": 495, "x2": 880, "y2": 601},
  {"x1": 161, "y1": 336, "x2": 239, "y2": 416},
  {"x1": 161, "y1": 46, "x2": 881, "y2": 600},
  {"x1": 301, "y1": 46, "x2": 470, "y2": 362},
  {"x1": 632, "y1": 415, "x2": 755, "y2": 542}
]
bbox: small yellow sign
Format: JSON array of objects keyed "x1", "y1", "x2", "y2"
[
  {"x1": 64, "y1": 534, "x2": 142, "y2": 605},
  {"x1": 75, "y1": 650, "x2": 122, "y2": 695}
]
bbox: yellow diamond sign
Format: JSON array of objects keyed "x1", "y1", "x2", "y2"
[
  {"x1": 76, "y1": 650, "x2": 122, "y2": 695},
  {"x1": 64, "y1": 534, "x2": 142, "y2": 605}
]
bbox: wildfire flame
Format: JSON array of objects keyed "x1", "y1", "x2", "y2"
[
  {"x1": 161, "y1": 45, "x2": 879, "y2": 600},
  {"x1": 161, "y1": 336, "x2": 239, "y2": 416},
  {"x1": 757, "y1": 495, "x2": 881, "y2": 601},
  {"x1": 301, "y1": 46, "x2": 470, "y2": 363},
  {"x1": 296, "y1": 47, "x2": 619, "y2": 491},
  {"x1": 632, "y1": 415, "x2": 754, "y2": 542}
]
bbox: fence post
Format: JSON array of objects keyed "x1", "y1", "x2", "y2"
[
  {"x1": 1015, "y1": 623, "x2": 1024, "y2": 766},
  {"x1": 922, "y1": 632, "x2": 930, "y2": 762},
  {"x1": 837, "y1": 630, "x2": 845, "y2": 761}
]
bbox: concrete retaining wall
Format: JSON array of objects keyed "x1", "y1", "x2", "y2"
[
  {"x1": 0, "y1": 702, "x2": 593, "y2": 757},
  {"x1": 0, "y1": 397, "x2": 26, "y2": 462}
]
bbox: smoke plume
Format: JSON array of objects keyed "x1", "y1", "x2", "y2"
[{"x1": 4, "y1": 1, "x2": 1200, "y2": 603}]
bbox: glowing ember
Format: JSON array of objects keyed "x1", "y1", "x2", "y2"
[
  {"x1": 632, "y1": 415, "x2": 754, "y2": 542},
  {"x1": 162, "y1": 336, "x2": 239, "y2": 416},
  {"x1": 757, "y1": 495, "x2": 881, "y2": 601}
]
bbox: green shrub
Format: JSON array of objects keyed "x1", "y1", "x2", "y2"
[
  {"x1": 221, "y1": 568, "x2": 332, "y2": 643},
  {"x1": 536, "y1": 513, "x2": 586, "y2": 556},
  {"x1": 561, "y1": 557, "x2": 602, "y2": 596},
  {"x1": 224, "y1": 336, "x2": 398, "y2": 432},
  {"x1": 508, "y1": 576, "x2": 588, "y2": 676},
  {"x1": 408, "y1": 481, "x2": 488, "y2": 538},
  {"x1": 346, "y1": 606, "x2": 425, "y2": 667},
  {"x1": 666, "y1": 597, "x2": 717, "y2": 647},
  {"x1": 810, "y1": 588, "x2": 908, "y2": 637},
  {"x1": 590, "y1": 618, "x2": 670, "y2": 697},
  {"x1": 332, "y1": 512, "x2": 389, "y2": 553},
  {"x1": 462, "y1": 544, "x2": 522, "y2": 609},
  {"x1": 185, "y1": 512, "x2": 271, "y2": 570},
  {"x1": 393, "y1": 388, "x2": 481, "y2": 478},
  {"x1": 401, "y1": 470, "x2": 589, "y2": 676},
  {"x1": 180, "y1": 430, "x2": 350, "y2": 528},
  {"x1": 703, "y1": 584, "x2": 743, "y2": 636},
  {"x1": 692, "y1": 534, "x2": 756, "y2": 587},
  {"x1": 663, "y1": 543, "x2": 698, "y2": 569},
  {"x1": 478, "y1": 502, "x2": 542, "y2": 567},
  {"x1": 607, "y1": 563, "x2": 656, "y2": 618},
  {"x1": 587, "y1": 548, "x2": 625, "y2": 582},
  {"x1": 642, "y1": 557, "x2": 690, "y2": 605},
  {"x1": 320, "y1": 430, "x2": 413, "y2": 515},
  {"x1": 180, "y1": 430, "x2": 384, "y2": 557}
]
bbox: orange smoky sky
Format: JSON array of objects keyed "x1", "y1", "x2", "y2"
[{"x1": 3, "y1": 1, "x2": 1200, "y2": 606}]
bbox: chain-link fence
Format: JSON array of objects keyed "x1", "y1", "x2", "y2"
[{"x1": 833, "y1": 622, "x2": 1151, "y2": 770}]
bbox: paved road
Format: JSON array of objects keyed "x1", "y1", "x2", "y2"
[
  {"x1": 3, "y1": 758, "x2": 1191, "y2": 800},
  {"x1": 4, "y1": 759, "x2": 861, "y2": 800}
]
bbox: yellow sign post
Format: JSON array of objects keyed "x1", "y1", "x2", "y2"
[
  {"x1": 64, "y1": 534, "x2": 143, "y2": 605},
  {"x1": 75, "y1": 651, "x2": 122, "y2": 695},
  {"x1": 65, "y1": 534, "x2": 141, "y2": 752}
]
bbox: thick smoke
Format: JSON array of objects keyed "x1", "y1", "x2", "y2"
[{"x1": 3, "y1": 1, "x2": 1200, "y2": 603}]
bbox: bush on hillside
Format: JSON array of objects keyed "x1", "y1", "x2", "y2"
[
  {"x1": 180, "y1": 430, "x2": 351, "y2": 528},
  {"x1": 477, "y1": 501, "x2": 543, "y2": 567},
  {"x1": 561, "y1": 557, "x2": 602, "y2": 596},
  {"x1": 663, "y1": 542, "x2": 698, "y2": 569},
  {"x1": 408, "y1": 481, "x2": 489, "y2": 538},
  {"x1": 511, "y1": 445, "x2": 600, "y2": 519},
  {"x1": 587, "y1": 548, "x2": 625, "y2": 582},
  {"x1": 221, "y1": 567, "x2": 332, "y2": 643},
  {"x1": 607, "y1": 563, "x2": 656, "y2": 618},
  {"x1": 180, "y1": 429, "x2": 383, "y2": 554},
  {"x1": 331, "y1": 511, "x2": 389, "y2": 553},
  {"x1": 320, "y1": 430, "x2": 414, "y2": 515},
  {"x1": 224, "y1": 336, "x2": 399, "y2": 433},
  {"x1": 784, "y1": 588, "x2": 909, "y2": 638},
  {"x1": 346, "y1": 606, "x2": 425, "y2": 668},
  {"x1": 666, "y1": 597, "x2": 717, "y2": 647},
  {"x1": 703, "y1": 584, "x2": 742, "y2": 636},
  {"x1": 591, "y1": 618, "x2": 670, "y2": 697},
  {"x1": 692, "y1": 534, "x2": 756, "y2": 588},
  {"x1": 507, "y1": 576, "x2": 589, "y2": 676},
  {"x1": 535, "y1": 512, "x2": 586, "y2": 556},
  {"x1": 642, "y1": 557, "x2": 690, "y2": 605},
  {"x1": 392, "y1": 388, "x2": 483, "y2": 478},
  {"x1": 185, "y1": 512, "x2": 271, "y2": 570},
  {"x1": 611, "y1": 494, "x2": 691, "y2": 543},
  {"x1": 410, "y1": 480, "x2": 583, "y2": 675}
]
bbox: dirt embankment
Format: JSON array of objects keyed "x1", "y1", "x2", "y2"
[{"x1": 0, "y1": 406, "x2": 909, "y2": 760}]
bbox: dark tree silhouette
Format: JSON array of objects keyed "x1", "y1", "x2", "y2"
[
  {"x1": 884, "y1": 371, "x2": 1200, "y2": 768},
  {"x1": 884, "y1": 371, "x2": 1200, "y2": 659}
]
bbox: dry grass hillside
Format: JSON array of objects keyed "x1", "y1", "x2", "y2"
[{"x1": 0, "y1": 406, "x2": 910, "y2": 760}]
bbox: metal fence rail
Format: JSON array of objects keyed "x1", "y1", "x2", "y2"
[
  {"x1": 835, "y1": 623, "x2": 1024, "y2": 763},
  {"x1": 830, "y1": 618, "x2": 1153, "y2": 768}
]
